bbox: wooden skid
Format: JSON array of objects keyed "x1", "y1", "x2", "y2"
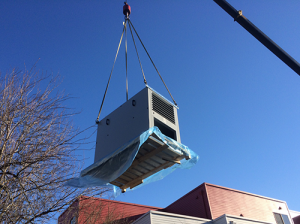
[{"x1": 109, "y1": 134, "x2": 187, "y2": 192}]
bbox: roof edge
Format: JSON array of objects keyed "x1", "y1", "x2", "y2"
[{"x1": 79, "y1": 196, "x2": 162, "y2": 209}]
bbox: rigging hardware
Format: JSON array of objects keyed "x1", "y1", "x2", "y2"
[{"x1": 96, "y1": 2, "x2": 177, "y2": 123}]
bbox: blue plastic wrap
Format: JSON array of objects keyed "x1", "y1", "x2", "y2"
[{"x1": 66, "y1": 127, "x2": 198, "y2": 196}]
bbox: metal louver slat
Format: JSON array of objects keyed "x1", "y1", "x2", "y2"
[{"x1": 152, "y1": 93, "x2": 175, "y2": 124}]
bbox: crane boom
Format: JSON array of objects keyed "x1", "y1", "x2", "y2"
[{"x1": 213, "y1": 0, "x2": 300, "y2": 76}]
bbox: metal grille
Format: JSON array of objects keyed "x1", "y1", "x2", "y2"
[{"x1": 152, "y1": 93, "x2": 175, "y2": 124}]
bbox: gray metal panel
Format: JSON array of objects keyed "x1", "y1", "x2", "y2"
[
  {"x1": 150, "y1": 211, "x2": 212, "y2": 224},
  {"x1": 95, "y1": 87, "x2": 149, "y2": 162},
  {"x1": 94, "y1": 86, "x2": 181, "y2": 162}
]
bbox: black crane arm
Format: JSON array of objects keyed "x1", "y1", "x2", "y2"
[{"x1": 213, "y1": 0, "x2": 300, "y2": 76}]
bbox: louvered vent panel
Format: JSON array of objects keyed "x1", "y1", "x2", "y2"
[{"x1": 152, "y1": 93, "x2": 175, "y2": 124}]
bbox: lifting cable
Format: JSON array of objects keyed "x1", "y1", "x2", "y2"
[
  {"x1": 125, "y1": 19, "x2": 128, "y2": 101},
  {"x1": 128, "y1": 20, "x2": 147, "y2": 85},
  {"x1": 96, "y1": 25, "x2": 126, "y2": 123},
  {"x1": 128, "y1": 19, "x2": 178, "y2": 106},
  {"x1": 96, "y1": 2, "x2": 177, "y2": 123}
]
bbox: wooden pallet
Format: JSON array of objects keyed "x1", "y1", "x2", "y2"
[{"x1": 110, "y1": 133, "x2": 190, "y2": 193}]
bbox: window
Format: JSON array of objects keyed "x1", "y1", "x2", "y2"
[{"x1": 274, "y1": 213, "x2": 291, "y2": 224}]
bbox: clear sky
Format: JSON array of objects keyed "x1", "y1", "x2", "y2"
[{"x1": 1, "y1": 0, "x2": 300, "y2": 215}]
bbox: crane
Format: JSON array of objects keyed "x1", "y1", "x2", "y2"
[{"x1": 213, "y1": 0, "x2": 300, "y2": 76}]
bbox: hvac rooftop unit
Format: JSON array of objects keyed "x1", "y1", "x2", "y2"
[
  {"x1": 94, "y1": 86, "x2": 181, "y2": 162},
  {"x1": 65, "y1": 3, "x2": 198, "y2": 191}
]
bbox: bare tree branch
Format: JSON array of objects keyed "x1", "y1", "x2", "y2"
[{"x1": 0, "y1": 68, "x2": 110, "y2": 223}]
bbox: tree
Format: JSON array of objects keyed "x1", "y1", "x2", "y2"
[{"x1": 0, "y1": 68, "x2": 109, "y2": 223}]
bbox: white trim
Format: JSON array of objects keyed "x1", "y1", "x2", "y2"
[{"x1": 289, "y1": 210, "x2": 300, "y2": 218}]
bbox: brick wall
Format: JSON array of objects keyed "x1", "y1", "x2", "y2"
[
  {"x1": 206, "y1": 183, "x2": 290, "y2": 223},
  {"x1": 58, "y1": 196, "x2": 161, "y2": 224},
  {"x1": 164, "y1": 182, "x2": 292, "y2": 224},
  {"x1": 164, "y1": 183, "x2": 211, "y2": 219}
]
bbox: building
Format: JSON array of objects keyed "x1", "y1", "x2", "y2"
[
  {"x1": 58, "y1": 196, "x2": 161, "y2": 224},
  {"x1": 290, "y1": 211, "x2": 300, "y2": 224},
  {"x1": 58, "y1": 183, "x2": 299, "y2": 224},
  {"x1": 164, "y1": 183, "x2": 293, "y2": 223}
]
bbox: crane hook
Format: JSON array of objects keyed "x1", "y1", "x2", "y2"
[{"x1": 123, "y1": 2, "x2": 131, "y2": 19}]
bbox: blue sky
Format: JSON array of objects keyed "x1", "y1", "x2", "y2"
[{"x1": 1, "y1": 0, "x2": 300, "y2": 214}]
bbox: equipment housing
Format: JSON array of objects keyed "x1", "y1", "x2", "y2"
[{"x1": 94, "y1": 86, "x2": 181, "y2": 162}]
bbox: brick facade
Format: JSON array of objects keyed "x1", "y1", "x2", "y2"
[
  {"x1": 164, "y1": 183, "x2": 293, "y2": 224},
  {"x1": 59, "y1": 183, "x2": 296, "y2": 224},
  {"x1": 58, "y1": 196, "x2": 161, "y2": 224}
]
